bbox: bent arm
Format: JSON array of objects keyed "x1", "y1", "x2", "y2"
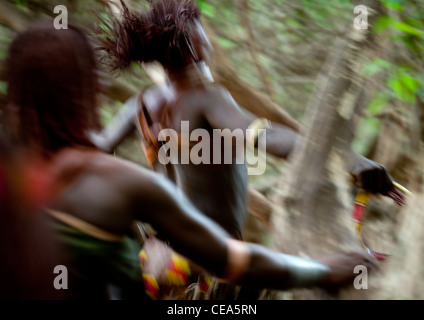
[
  {"x1": 204, "y1": 86, "x2": 393, "y2": 192},
  {"x1": 203, "y1": 85, "x2": 298, "y2": 159},
  {"x1": 91, "y1": 95, "x2": 139, "y2": 153}
]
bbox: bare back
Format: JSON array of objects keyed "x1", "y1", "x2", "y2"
[
  {"x1": 140, "y1": 84, "x2": 249, "y2": 239},
  {"x1": 50, "y1": 149, "x2": 146, "y2": 235}
]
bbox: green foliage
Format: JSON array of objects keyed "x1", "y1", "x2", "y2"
[
  {"x1": 373, "y1": 15, "x2": 392, "y2": 34},
  {"x1": 385, "y1": 3, "x2": 404, "y2": 11},
  {"x1": 352, "y1": 116, "x2": 381, "y2": 156},
  {"x1": 374, "y1": 14, "x2": 424, "y2": 37},
  {"x1": 299, "y1": 0, "x2": 351, "y2": 31},
  {"x1": 353, "y1": 0, "x2": 423, "y2": 158},
  {"x1": 361, "y1": 57, "x2": 421, "y2": 115},
  {"x1": 286, "y1": 19, "x2": 302, "y2": 29},
  {"x1": 391, "y1": 21, "x2": 423, "y2": 37},
  {"x1": 389, "y1": 68, "x2": 420, "y2": 104},
  {"x1": 96, "y1": 12, "x2": 112, "y2": 35},
  {"x1": 217, "y1": 37, "x2": 236, "y2": 49},
  {"x1": 100, "y1": 100, "x2": 124, "y2": 127},
  {"x1": 0, "y1": 81, "x2": 7, "y2": 96},
  {"x1": 367, "y1": 92, "x2": 390, "y2": 115},
  {"x1": 12, "y1": 0, "x2": 30, "y2": 11},
  {"x1": 0, "y1": 32, "x2": 13, "y2": 60},
  {"x1": 382, "y1": 0, "x2": 406, "y2": 12},
  {"x1": 197, "y1": 0, "x2": 215, "y2": 19},
  {"x1": 365, "y1": 0, "x2": 423, "y2": 117},
  {"x1": 362, "y1": 58, "x2": 391, "y2": 77}
]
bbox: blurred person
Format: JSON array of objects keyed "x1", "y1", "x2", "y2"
[
  {"x1": 95, "y1": 0, "x2": 395, "y2": 299},
  {"x1": 0, "y1": 139, "x2": 68, "y2": 299},
  {"x1": 3, "y1": 21, "x2": 380, "y2": 300}
]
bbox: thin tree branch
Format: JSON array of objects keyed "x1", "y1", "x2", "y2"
[{"x1": 238, "y1": 0, "x2": 276, "y2": 100}]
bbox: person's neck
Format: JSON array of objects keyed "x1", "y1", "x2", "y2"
[{"x1": 167, "y1": 62, "x2": 214, "y2": 90}]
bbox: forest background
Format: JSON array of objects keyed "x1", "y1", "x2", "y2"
[{"x1": 0, "y1": 0, "x2": 423, "y2": 299}]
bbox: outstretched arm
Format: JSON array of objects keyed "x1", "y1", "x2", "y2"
[
  {"x1": 204, "y1": 85, "x2": 394, "y2": 194},
  {"x1": 131, "y1": 169, "x2": 376, "y2": 290}
]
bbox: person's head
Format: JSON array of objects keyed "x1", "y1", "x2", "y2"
[
  {"x1": 97, "y1": 0, "x2": 213, "y2": 73},
  {"x1": 4, "y1": 22, "x2": 100, "y2": 157}
]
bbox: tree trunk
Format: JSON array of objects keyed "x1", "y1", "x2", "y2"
[
  {"x1": 269, "y1": 0, "x2": 384, "y2": 300},
  {"x1": 238, "y1": 0, "x2": 276, "y2": 100}
]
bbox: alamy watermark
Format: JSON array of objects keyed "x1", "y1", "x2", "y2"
[
  {"x1": 53, "y1": 265, "x2": 68, "y2": 290},
  {"x1": 53, "y1": 5, "x2": 68, "y2": 30},
  {"x1": 49, "y1": 3, "x2": 369, "y2": 174},
  {"x1": 353, "y1": 265, "x2": 368, "y2": 290},
  {"x1": 157, "y1": 121, "x2": 268, "y2": 175},
  {"x1": 52, "y1": 4, "x2": 369, "y2": 31},
  {"x1": 354, "y1": 5, "x2": 368, "y2": 30}
]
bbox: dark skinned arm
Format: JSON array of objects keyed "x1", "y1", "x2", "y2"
[
  {"x1": 91, "y1": 95, "x2": 139, "y2": 154},
  {"x1": 129, "y1": 167, "x2": 376, "y2": 290},
  {"x1": 203, "y1": 85, "x2": 394, "y2": 194},
  {"x1": 91, "y1": 94, "x2": 178, "y2": 181}
]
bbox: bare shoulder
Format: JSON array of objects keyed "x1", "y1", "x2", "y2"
[
  {"x1": 202, "y1": 83, "x2": 242, "y2": 112},
  {"x1": 142, "y1": 84, "x2": 175, "y2": 117},
  {"x1": 53, "y1": 148, "x2": 153, "y2": 188},
  {"x1": 86, "y1": 151, "x2": 179, "y2": 203},
  {"x1": 207, "y1": 83, "x2": 231, "y2": 97},
  {"x1": 86, "y1": 150, "x2": 152, "y2": 181}
]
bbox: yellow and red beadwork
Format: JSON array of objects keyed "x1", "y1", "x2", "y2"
[
  {"x1": 352, "y1": 182, "x2": 410, "y2": 262},
  {"x1": 142, "y1": 273, "x2": 160, "y2": 300},
  {"x1": 166, "y1": 254, "x2": 191, "y2": 286}
]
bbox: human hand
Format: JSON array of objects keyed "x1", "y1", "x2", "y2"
[
  {"x1": 350, "y1": 154, "x2": 393, "y2": 195},
  {"x1": 316, "y1": 251, "x2": 378, "y2": 288}
]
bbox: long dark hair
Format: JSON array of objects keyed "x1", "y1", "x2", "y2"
[
  {"x1": 96, "y1": 0, "x2": 201, "y2": 72},
  {"x1": 4, "y1": 22, "x2": 101, "y2": 157}
]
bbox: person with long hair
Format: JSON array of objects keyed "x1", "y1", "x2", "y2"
[
  {"x1": 2, "y1": 20, "x2": 379, "y2": 300},
  {"x1": 95, "y1": 0, "x2": 395, "y2": 299}
]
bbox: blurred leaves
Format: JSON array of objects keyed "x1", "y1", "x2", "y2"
[
  {"x1": 374, "y1": 13, "x2": 424, "y2": 38},
  {"x1": 382, "y1": 0, "x2": 406, "y2": 12},
  {"x1": 388, "y1": 69, "x2": 420, "y2": 104},
  {"x1": 352, "y1": 116, "x2": 381, "y2": 156},
  {"x1": 0, "y1": 33, "x2": 13, "y2": 60},
  {"x1": 197, "y1": 0, "x2": 215, "y2": 19},
  {"x1": 0, "y1": 81, "x2": 7, "y2": 96},
  {"x1": 100, "y1": 100, "x2": 124, "y2": 127},
  {"x1": 367, "y1": 92, "x2": 389, "y2": 115},
  {"x1": 362, "y1": 58, "x2": 391, "y2": 77},
  {"x1": 12, "y1": 0, "x2": 29, "y2": 11},
  {"x1": 216, "y1": 37, "x2": 236, "y2": 49}
]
